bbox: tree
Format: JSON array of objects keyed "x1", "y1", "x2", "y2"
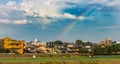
[
  {"x1": 53, "y1": 40, "x2": 63, "y2": 45},
  {"x1": 111, "y1": 44, "x2": 120, "y2": 54},
  {"x1": 53, "y1": 40, "x2": 63, "y2": 52},
  {"x1": 92, "y1": 44, "x2": 120, "y2": 55},
  {"x1": 91, "y1": 45, "x2": 107, "y2": 55},
  {"x1": 75, "y1": 40, "x2": 83, "y2": 45},
  {"x1": 78, "y1": 47, "x2": 88, "y2": 53},
  {"x1": 106, "y1": 45, "x2": 113, "y2": 55},
  {"x1": 85, "y1": 41, "x2": 92, "y2": 46},
  {"x1": 117, "y1": 44, "x2": 120, "y2": 52}
]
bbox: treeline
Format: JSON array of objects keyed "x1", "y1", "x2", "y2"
[{"x1": 91, "y1": 44, "x2": 120, "y2": 55}]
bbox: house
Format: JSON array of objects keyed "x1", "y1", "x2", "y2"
[
  {"x1": 36, "y1": 45, "x2": 52, "y2": 53},
  {"x1": 67, "y1": 43, "x2": 77, "y2": 53},
  {"x1": 30, "y1": 41, "x2": 46, "y2": 46}
]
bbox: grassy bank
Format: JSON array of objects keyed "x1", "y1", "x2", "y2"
[{"x1": 0, "y1": 54, "x2": 120, "y2": 64}]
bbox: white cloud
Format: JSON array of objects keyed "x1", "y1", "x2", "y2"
[
  {"x1": 19, "y1": 0, "x2": 93, "y2": 21},
  {"x1": 62, "y1": 13, "x2": 76, "y2": 19},
  {"x1": 13, "y1": 19, "x2": 28, "y2": 24},
  {"x1": 0, "y1": 19, "x2": 10, "y2": 23},
  {"x1": 0, "y1": 0, "x2": 119, "y2": 25},
  {"x1": 0, "y1": 19, "x2": 29, "y2": 24},
  {"x1": 78, "y1": 16, "x2": 85, "y2": 20},
  {"x1": 0, "y1": 1, "x2": 28, "y2": 24},
  {"x1": 6, "y1": 1, "x2": 16, "y2": 8}
]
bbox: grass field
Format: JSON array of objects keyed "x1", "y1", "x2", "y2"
[
  {"x1": 0, "y1": 55, "x2": 120, "y2": 62},
  {"x1": 0, "y1": 54, "x2": 120, "y2": 64}
]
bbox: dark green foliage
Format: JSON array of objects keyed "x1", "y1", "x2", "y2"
[
  {"x1": 85, "y1": 41, "x2": 92, "y2": 46},
  {"x1": 53, "y1": 40, "x2": 63, "y2": 45},
  {"x1": 75, "y1": 40, "x2": 83, "y2": 45},
  {"x1": 0, "y1": 48, "x2": 10, "y2": 53},
  {"x1": 78, "y1": 47, "x2": 88, "y2": 53},
  {"x1": 92, "y1": 44, "x2": 120, "y2": 55}
]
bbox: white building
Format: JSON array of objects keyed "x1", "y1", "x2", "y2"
[
  {"x1": 31, "y1": 38, "x2": 46, "y2": 46},
  {"x1": 116, "y1": 41, "x2": 120, "y2": 44}
]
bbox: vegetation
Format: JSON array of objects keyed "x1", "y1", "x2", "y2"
[
  {"x1": 85, "y1": 41, "x2": 92, "y2": 46},
  {"x1": 0, "y1": 55, "x2": 120, "y2": 64},
  {"x1": 75, "y1": 39, "x2": 83, "y2": 45},
  {"x1": 92, "y1": 44, "x2": 120, "y2": 55},
  {"x1": 53, "y1": 40, "x2": 63, "y2": 45},
  {"x1": 78, "y1": 47, "x2": 88, "y2": 53}
]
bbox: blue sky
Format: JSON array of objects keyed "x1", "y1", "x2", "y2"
[{"x1": 0, "y1": 0, "x2": 120, "y2": 43}]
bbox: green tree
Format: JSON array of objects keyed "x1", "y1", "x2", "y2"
[
  {"x1": 78, "y1": 47, "x2": 88, "y2": 53},
  {"x1": 91, "y1": 45, "x2": 107, "y2": 55},
  {"x1": 75, "y1": 40, "x2": 83, "y2": 45},
  {"x1": 53, "y1": 40, "x2": 63, "y2": 52},
  {"x1": 53, "y1": 40, "x2": 63, "y2": 45},
  {"x1": 112, "y1": 44, "x2": 120, "y2": 54},
  {"x1": 117, "y1": 44, "x2": 120, "y2": 52},
  {"x1": 85, "y1": 41, "x2": 92, "y2": 46},
  {"x1": 92, "y1": 44, "x2": 120, "y2": 55},
  {"x1": 106, "y1": 45, "x2": 113, "y2": 55}
]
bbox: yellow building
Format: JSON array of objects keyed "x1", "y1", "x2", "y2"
[
  {"x1": 98, "y1": 38, "x2": 113, "y2": 46},
  {"x1": 0, "y1": 37, "x2": 26, "y2": 54}
]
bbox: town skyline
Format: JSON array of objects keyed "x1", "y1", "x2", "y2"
[
  {"x1": 0, "y1": 0, "x2": 120, "y2": 43},
  {"x1": 0, "y1": 36, "x2": 119, "y2": 44}
]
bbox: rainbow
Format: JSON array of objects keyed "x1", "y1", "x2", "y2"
[
  {"x1": 56, "y1": 6, "x2": 95, "y2": 40},
  {"x1": 56, "y1": 19, "x2": 80, "y2": 40}
]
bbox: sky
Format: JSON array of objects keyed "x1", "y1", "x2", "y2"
[{"x1": 0, "y1": 0, "x2": 120, "y2": 43}]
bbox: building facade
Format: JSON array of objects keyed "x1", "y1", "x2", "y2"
[{"x1": 98, "y1": 38, "x2": 113, "y2": 45}]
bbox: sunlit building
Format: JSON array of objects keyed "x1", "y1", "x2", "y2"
[
  {"x1": 98, "y1": 38, "x2": 113, "y2": 45},
  {"x1": 0, "y1": 37, "x2": 26, "y2": 54}
]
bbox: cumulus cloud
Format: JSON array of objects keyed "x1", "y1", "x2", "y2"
[
  {"x1": 13, "y1": 19, "x2": 28, "y2": 24},
  {"x1": 0, "y1": 19, "x2": 29, "y2": 24},
  {"x1": 62, "y1": 13, "x2": 76, "y2": 19},
  {"x1": 0, "y1": 1, "x2": 29, "y2": 24},
  {"x1": 18, "y1": 0, "x2": 93, "y2": 24},
  {"x1": 6, "y1": 1, "x2": 16, "y2": 8},
  {"x1": 0, "y1": 0, "x2": 119, "y2": 26},
  {"x1": 0, "y1": 19, "x2": 10, "y2": 23}
]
